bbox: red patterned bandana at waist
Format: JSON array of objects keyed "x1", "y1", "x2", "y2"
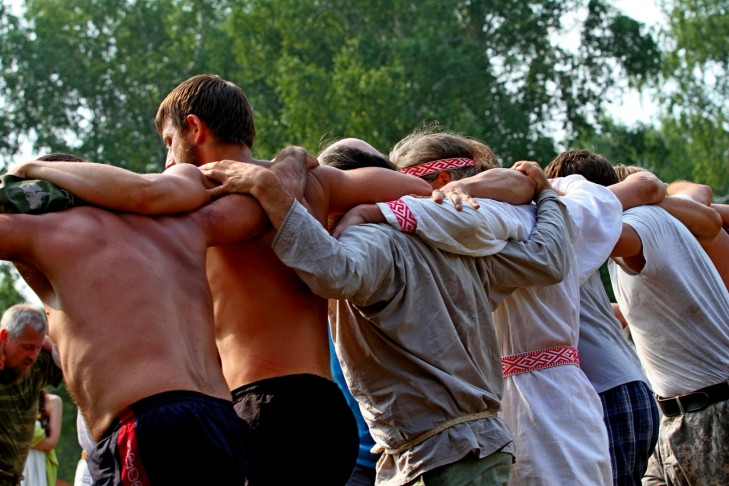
[{"x1": 397, "y1": 157, "x2": 475, "y2": 177}]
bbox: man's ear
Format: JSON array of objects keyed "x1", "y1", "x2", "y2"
[
  {"x1": 0, "y1": 328, "x2": 7, "y2": 342},
  {"x1": 186, "y1": 114, "x2": 207, "y2": 145},
  {"x1": 436, "y1": 172, "x2": 452, "y2": 186}
]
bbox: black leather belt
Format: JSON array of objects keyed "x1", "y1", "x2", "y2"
[{"x1": 656, "y1": 380, "x2": 729, "y2": 417}]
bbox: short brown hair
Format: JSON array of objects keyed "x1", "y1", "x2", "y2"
[
  {"x1": 155, "y1": 74, "x2": 256, "y2": 148},
  {"x1": 613, "y1": 164, "x2": 647, "y2": 182},
  {"x1": 390, "y1": 128, "x2": 498, "y2": 181},
  {"x1": 544, "y1": 150, "x2": 618, "y2": 186},
  {"x1": 36, "y1": 153, "x2": 86, "y2": 162}
]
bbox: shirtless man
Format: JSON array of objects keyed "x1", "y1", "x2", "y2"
[
  {"x1": 0, "y1": 158, "x2": 280, "y2": 484},
  {"x1": 11, "y1": 74, "x2": 434, "y2": 485},
  {"x1": 199, "y1": 141, "x2": 574, "y2": 485}
]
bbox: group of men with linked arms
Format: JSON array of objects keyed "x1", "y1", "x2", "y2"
[{"x1": 0, "y1": 73, "x2": 727, "y2": 485}]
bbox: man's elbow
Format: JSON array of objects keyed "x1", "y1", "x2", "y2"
[
  {"x1": 529, "y1": 245, "x2": 574, "y2": 286},
  {"x1": 700, "y1": 207, "x2": 724, "y2": 240},
  {"x1": 692, "y1": 184, "x2": 714, "y2": 205},
  {"x1": 643, "y1": 178, "x2": 667, "y2": 205},
  {"x1": 546, "y1": 253, "x2": 573, "y2": 283}
]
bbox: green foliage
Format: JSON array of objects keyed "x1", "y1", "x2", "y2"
[
  {"x1": 653, "y1": 0, "x2": 729, "y2": 198},
  {"x1": 228, "y1": 0, "x2": 659, "y2": 163},
  {"x1": 599, "y1": 261, "x2": 615, "y2": 302},
  {"x1": 575, "y1": 112, "x2": 729, "y2": 201},
  {"x1": 47, "y1": 382, "x2": 80, "y2": 483},
  {"x1": 0, "y1": 263, "x2": 24, "y2": 310},
  {"x1": 0, "y1": 0, "x2": 240, "y2": 172},
  {"x1": 0, "y1": 0, "x2": 659, "y2": 170}
]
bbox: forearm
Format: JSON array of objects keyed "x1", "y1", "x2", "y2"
[
  {"x1": 13, "y1": 161, "x2": 125, "y2": 205},
  {"x1": 667, "y1": 180, "x2": 713, "y2": 205},
  {"x1": 248, "y1": 170, "x2": 298, "y2": 230},
  {"x1": 12, "y1": 161, "x2": 210, "y2": 214},
  {"x1": 609, "y1": 171, "x2": 666, "y2": 210},
  {"x1": 325, "y1": 166, "x2": 432, "y2": 213},
  {"x1": 34, "y1": 436, "x2": 59, "y2": 451},
  {"x1": 658, "y1": 196, "x2": 722, "y2": 243},
  {"x1": 331, "y1": 204, "x2": 385, "y2": 238},
  {"x1": 453, "y1": 168, "x2": 536, "y2": 205}
]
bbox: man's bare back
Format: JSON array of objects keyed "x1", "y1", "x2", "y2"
[
  {"x1": 208, "y1": 233, "x2": 331, "y2": 387},
  {"x1": 0, "y1": 188, "x2": 267, "y2": 481},
  {"x1": 3, "y1": 206, "x2": 233, "y2": 440}
]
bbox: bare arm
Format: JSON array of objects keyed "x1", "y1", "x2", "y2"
[
  {"x1": 203, "y1": 146, "x2": 432, "y2": 222},
  {"x1": 194, "y1": 194, "x2": 272, "y2": 247},
  {"x1": 608, "y1": 171, "x2": 666, "y2": 210},
  {"x1": 11, "y1": 161, "x2": 211, "y2": 214},
  {"x1": 431, "y1": 167, "x2": 537, "y2": 209},
  {"x1": 667, "y1": 180, "x2": 713, "y2": 205},
  {"x1": 331, "y1": 204, "x2": 385, "y2": 238},
  {"x1": 33, "y1": 393, "x2": 63, "y2": 451},
  {"x1": 611, "y1": 303, "x2": 628, "y2": 329},
  {"x1": 610, "y1": 223, "x2": 645, "y2": 272},
  {"x1": 657, "y1": 196, "x2": 722, "y2": 249},
  {"x1": 712, "y1": 203, "x2": 729, "y2": 229},
  {"x1": 0, "y1": 213, "x2": 35, "y2": 262},
  {"x1": 665, "y1": 179, "x2": 727, "y2": 236},
  {"x1": 317, "y1": 165, "x2": 432, "y2": 214}
]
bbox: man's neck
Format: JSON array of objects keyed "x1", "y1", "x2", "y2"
[{"x1": 200, "y1": 144, "x2": 260, "y2": 166}]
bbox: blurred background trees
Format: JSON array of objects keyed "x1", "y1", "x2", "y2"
[
  {"x1": 3, "y1": 1, "x2": 725, "y2": 197},
  {"x1": 0, "y1": 0, "x2": 663, "y2": 169}
]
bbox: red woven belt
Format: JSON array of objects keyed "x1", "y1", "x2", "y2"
[{"x1": 501, "y1": 345, "x2": 580, "y2": 377}]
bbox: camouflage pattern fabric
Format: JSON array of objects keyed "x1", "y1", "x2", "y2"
[
  {"x1": 0, "y1": 174, "x2": 79, "y2": 214},
  {"x1": 642, "y1": 399, "x2": 729, "y2": 485}
]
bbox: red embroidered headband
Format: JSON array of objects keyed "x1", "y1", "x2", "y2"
[{"x1": 397, "y1": 157, "x2": 476, "y2": 177}]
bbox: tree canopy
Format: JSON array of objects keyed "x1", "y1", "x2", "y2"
[
  {"x1": 573, "y1": 0, "x2": 729, "y2": 199},
  {"x1": 1, "y1": 0, "x2": 659, "y2": 172},
  {"x1": 0, "y1": 263, "x2": 24, "y2": 310}
]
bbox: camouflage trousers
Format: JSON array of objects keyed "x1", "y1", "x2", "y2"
[{"x1": 642, "y1": 398, "x2": 728, "y2": 485}]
